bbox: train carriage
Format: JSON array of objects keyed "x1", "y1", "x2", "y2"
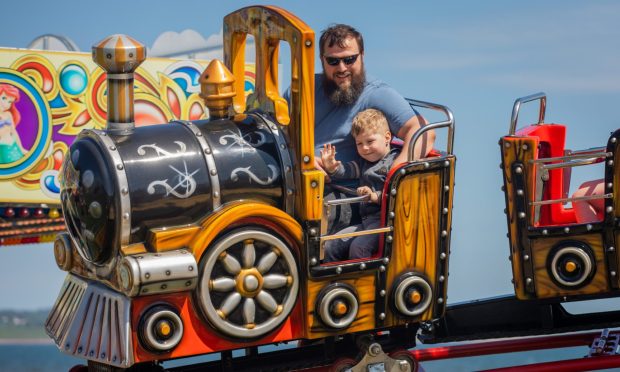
[
  {"x1": 501, "y1": 92, "x2": 620, "y2": 301},
  {"x1": 45, "y1": 6, "x2": 456, "y2": 371}
]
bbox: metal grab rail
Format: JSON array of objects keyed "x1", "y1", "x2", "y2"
[
  {"x1": 324, "y1": 194, "x2": 370, "y2": 206},
  {"x1": 531, "y1": 193, "x2": 612, "y2": 207},
  {"x1": 541, "y1": 156, "x2": 609, "y2": 171},
  {"x1": 406, "y1": 99, "x2": 455, "y2": 161},
  {"x1": 510, "y1": 92, "x2": 546, "y2": 135},
  {"x1": 530, "y1": 149, "x2": 609, "y2": 164},
  {"x1": 321, "y1": 226, "x2": 393, "y2": 243}
]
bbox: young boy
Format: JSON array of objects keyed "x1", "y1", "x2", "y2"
[{"x1": 320, "y1": 108, "x2": 399, "y2": 262}]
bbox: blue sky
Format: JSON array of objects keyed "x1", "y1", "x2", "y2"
[{"x1": 1, "y1": 0, "x2": 619, "y2": 309}]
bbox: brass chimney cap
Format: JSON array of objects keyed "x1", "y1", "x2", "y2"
[
  {"x1": 199, "y1": 59, "x2": 236, "y2": 118},
  {"x1": 92, "y1": 34, "x2": 146, "y2": 73}
]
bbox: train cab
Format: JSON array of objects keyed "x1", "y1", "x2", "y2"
[
  {"x1": 500, "y1": 92, "x2": 620, "y2": 301},
  {"x1": 45, "y1": 6, "x2": 456, "y2": 371}
]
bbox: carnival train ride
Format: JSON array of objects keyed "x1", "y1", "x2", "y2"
[{"x1": 41, "y1": 5, "x2": 620, "y2": 372}]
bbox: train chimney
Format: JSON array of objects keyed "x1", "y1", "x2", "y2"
[
  {"x1": 92, "y1": 34, "x2": 146, "y2": 134},
  {"x1": 199, "y1": 59, "x2": 235, "y2": 119}
]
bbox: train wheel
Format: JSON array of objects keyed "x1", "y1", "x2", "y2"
[
  {"x1": 389, "y1": 349, "x2": 418, "y2": 372},
  {"x1": 329, "y1": 357, "x2": 357, "y2": 372},
  {"x1": 196, "y1": 228, "x2": 299, "y2": 338}
]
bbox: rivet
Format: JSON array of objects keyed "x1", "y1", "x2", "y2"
[
  {"x1": 165, "y1": 270, "x2": 171, "y2": 276},
  {"x1": 360, "y1": 263, "x2": 366, "y2": 270},
  {"x1": 443, "y1": 208, "x2": 449, "y2": 214},
  {"x1": 210, "y1": 169, "x2": 217, "y2": 176},
  {"x1": 607, "y1": 206, "x2": 613, "y2": 213},
  {"x1": 441, "y1": 230, "x2": 448, "y2": 237},
  {"x1": 515, "y1": 167, "x2": 523, "y2": 174},
  {"x1": 518, "y1": 212, "x2": 526, "y2": 219},
  {"x1": 109, "y1": 145, "x2": 116, "y2": 151},
  {"x1": 440, "y1": 253, "x2": 447, "y2": 260},
  {"x1": 522, "y1": 144, "x2": 528, "y2": 150},
  {"x1": 564, "y1": 227, "x2": 570, "y2": 233},
  {"x1": 188, "y1": 266, "x2": 194, "y2": 271},
  {"x1": 542, "y1": 229, "x2": 548, "y2": 235},
  {"x1": 303, "y1": 155, "x2": 310, "y2": 163},
  {"x1": 287, "y1": 189, "x2": 293, "y2": 195},
  {"x1": 386, "y1": 235, "x2": 393, "y2": 242},
  {"x1": 517, "y1": 189, "x2": 524, "y2": 196},
  {"x1": 145, "y1": 273, "x2": 150, "y2": 279},
  {"x1": 379, "y1": 290, "x2": 386, "y2": 297},
  {"x1": 444, "y1": 160, "x2": 450, "y2": 167},
  {"x1": 439, "y1": 275, "x2": 445, "y2": 282},
  {"x1": 424, "y1": 162, "x2": 430, "y2": 169},
  {"x1": 116, "y1": 164, "x2": 124, "y2": 170},
  {"x1": 390, "y1": 188, "x2": 397, "y2": 196},
  {"x1": 608, "y1": 160, "x2": 614, "y2": 166},
  {"x1": 380, "y1": 265, "x2": 386, "y2": 272},
  {"x1": 524, "y1": 254, "x2": 529, "y2": 261},
  {"x1": 379, "y1": 313, "x2": 386, "y2": 320},
  {"x1": 608, "y1": 246, "x2": 615, "y2": 252},
  {"x1": 286, "y1": 166, "x2": 291, "y2": 173},
  {"x1": 310, "y1": 258, "x2": 317, "y2": 265},
  {"x1": 305, "y1": 39, "x2": 312, "y2": 47},
  {"x1": 310, "y1": 181, "x2": 318, "y2": 188},
  {"x1": 389, "y1": 212, "x2": 395, "y2": 219},
  {"x1": 612, "y1": 137, "x2": 617, "y2": 143},
  {"x1": 587, "y1": 224, "x2": 592, "y2": 231},
  {"x1": 608, "y1": 183, "x2": 613, "y2": 189},
  {"x1": 437, "y1": 298, "x2": 444, "y2": 304},
  {"x1": 123, "y1": 212, "x2": 129, "y2": 220},
  {"x1": 280, "y1": 143, "x2": 286, "y2": 150},
  {"x1": 336, "y1": 266, "x2": 342, "y2": 274},
  {"x1": 213, "y1": 191, "x2": 220, "y2": 198},
  {"x1": 444, "y1": 185, "x2": 450, "y2": 192},
  {"x1": 383, "y1": 257, "x2": 390, "y2": 264},
  {"x1": 309, "y1": 228, "x2": 317, "y2": 236},
  {"x1": 204, "y1": 147, "x2": 211, "y2": 154},
  {"x1": 612, "y1": 271, "x2": 617, "y2": 277},
  {"x1": 185, "y1": 281, "x2": 192, "y2": 287},
  {"x1": 121, "y1": 188, "x2": 129, "y2": 195},
  {"x1": 526, "y1": 278, "x2": 532, "y2": 284},
  {"x1": 505, "y1": 142, "x2": 511, "y2": 148},
  {"x1": 196, "y1": 131, "x2": 202, "y2": 137},
  {"x1": 399, "y1": 169, "x2": 406, "y2": 175},
  {"x1": 161, "y1": 284, "x2": 167, "y2": 290}
]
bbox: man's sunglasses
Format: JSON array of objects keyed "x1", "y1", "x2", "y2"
[{"x1": 324, "y1": 54, "x2": 359, "y2": 66}]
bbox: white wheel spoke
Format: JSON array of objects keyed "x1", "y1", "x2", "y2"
[
  {"x1": 210, "y1": 277, "x2": 236, "y2": 292},
  {"x1": 243, "y1": 298, "x2": 256, "y2": 325},
  {"x1": 242, "y1": 240, "x2": 256, "y2": 268},
  {"x1": 220, "y1": 252, "x2": 241, "y2": 275},
  {"x1": 219, "y1": 292, "x2": 242, "y2": 317},
  {"x1": 256, "y1": 250, "x2": 278, "y2": 274},
  {"x1": 256, "y1": 290, "x2": 278, "y2": 313},
  {"x1": 262, "y1": 274, "x2": 289, "y2": 289}
]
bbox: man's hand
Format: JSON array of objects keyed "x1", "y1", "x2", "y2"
[
  {"x1": 357, "y1": 186, "x2": 379, "y2": 203},
  {"x1": 320, "y1": 144, "x2": 341, "y2": 174}
]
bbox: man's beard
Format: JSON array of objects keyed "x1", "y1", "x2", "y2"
[{"x1": 322, "y1": 69, "x2": 366, "y2": 106}]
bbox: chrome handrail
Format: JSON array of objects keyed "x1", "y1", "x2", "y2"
[
  {"x1": 320, "y1": 226, "x2": 393, "y2": 242},
  {"x1": 510, "y1": 92, "x2": 546, "y2": 135},
  {"x1": 325, "y1": 194, "x2": 370, "y2": 206},
  {"x1": 541, "y1": 156, "x2": 609, "y2": 171},
  {"x1": 529, "y1": 150, "x2": 610, "y2": 164},
  {"x1": 530, "y1": 193, "x2": 612, "y2": 207},
  {"x1": 406, "y1": 98, "x2": 455, "y2": 161}
]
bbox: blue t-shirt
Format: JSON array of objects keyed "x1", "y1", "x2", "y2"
[{"x1": 314, "y1": 74, "x2": 417, "y2": 163}]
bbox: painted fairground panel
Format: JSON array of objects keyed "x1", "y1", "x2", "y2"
[{"x1": 0, "y1": 48, "x2": 256, "y2": 244}]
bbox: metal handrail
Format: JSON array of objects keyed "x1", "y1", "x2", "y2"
[
  {"x1": 325, "y1": 194, "x2": 370, "y2": 206},
  {"x1": 320, "y1": 226, "x2": 393, "y2": 242},
  {"x1": 406, "y1": 98, "x2": 455, "y2": 161},
  {"x1": 541, "y1": 156, "x2": 608, "y2": 171},
  {"x1": 510, "y1": 92, "x2": 546, "y2": 135},
  {"x1": 530, "y1": 150, "x2": 610, "y2": 164},
  {"x1": 530, "y1": 193, "x2": 612, "y2": 207}
]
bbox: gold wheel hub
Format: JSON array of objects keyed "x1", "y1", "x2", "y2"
[{"x1": 236, "y1": 268, "x2": 264, "y2": 297}]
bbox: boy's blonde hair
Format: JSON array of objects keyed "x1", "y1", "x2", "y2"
[{"x1": 351, "y1": 108, "x2": 389, "y2": 137}]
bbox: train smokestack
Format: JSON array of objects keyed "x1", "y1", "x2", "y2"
[{"x1": 92, "y1": 34, "x2": 146, "y2": 134}]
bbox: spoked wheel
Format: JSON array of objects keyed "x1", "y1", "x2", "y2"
[{"x1": 197, "y1": 228, "x2": 299, "y2": 338}]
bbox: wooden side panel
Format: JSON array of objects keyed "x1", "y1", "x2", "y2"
[
  {"x1": 531, "y1": 234, "x2": 609, "y2": 298},
  {"x1": 500, "y1": 136, "x2": 537, "y2": 299},
  {"x1": 304, "y1": 274, "x2": 376, "y2": 339},
  {"x1": 386, "y1": 171, "x2": 440, "y2": 324},
  {"x1": 300, "y1": 170, "x2": 324, "y2": 221}
]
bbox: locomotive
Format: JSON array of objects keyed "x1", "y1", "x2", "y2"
[
  {"x1": 45, "y1": 6, "x2": 456, "y2": 371},
  {"x1": 501, "y1": 93, "x2": 620, "y2": 301}
]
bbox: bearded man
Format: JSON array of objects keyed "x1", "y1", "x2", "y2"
[{"x1": 314, "y1": 24, "x2": 434, "y2": 170}]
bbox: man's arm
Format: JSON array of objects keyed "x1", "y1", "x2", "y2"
[{"x1": 392, "y1": 114, "x2": 435, "y2": 168}]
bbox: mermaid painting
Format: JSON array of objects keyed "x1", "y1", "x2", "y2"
[{"x1": 0, "y1": 84, "x2": 26, "y2": 163}]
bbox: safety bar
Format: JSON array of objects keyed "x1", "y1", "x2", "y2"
[
  {"x1": 321, "y1": 226, "x2": 393, "y2": 242},
  {"x1": 531, "y1": 193, "x2": 612, "y2": 207},
  {"x1": 406, "y1": 98, "x2": 455, "y2": 161},
  {"x1": 510, "y1": 92, "x2": 546, "y2": 135},
  {"x1": 542, "y1": 156, "x2": 609, "y2": 171},
  {"x1": 530, "y1": 149, "x2": 610, "y2": 164},
  {"x1": 325, "y1": 194, "x2": 370, "y2": 206}
]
